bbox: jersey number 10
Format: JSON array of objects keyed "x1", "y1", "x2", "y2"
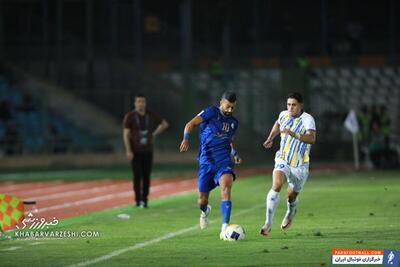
[{"x1": 222, "y1": 123, "x2": 230, "y2": 133}]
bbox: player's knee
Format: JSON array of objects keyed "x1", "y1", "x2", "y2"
[
  {"x1": 288, "y1": 191, "x2": 298, "y2": 202},
  {"x1": 220, "y1": 183, "x2": 231, "y2": 192},
  {"x1": 271, "y1": 183, "x2": 283, "y2": 192},
  {"x1": 219, "y1": 174, "x2": 233, "y2": 186},
  {"x1": 272, "y1": 172, "x2": 285, "y2": 190}
]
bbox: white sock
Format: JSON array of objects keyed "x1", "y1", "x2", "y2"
[
  {"x1": 221, "y1": 223, "x2": 228, "y2": 232},
  {"x1": 265, "y1": 189, "x2": 280, "y2": 225}
]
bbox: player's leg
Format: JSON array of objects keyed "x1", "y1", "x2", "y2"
[
  {"x1": 198, "y1": 164, "x2": 214, "y2": 229},
  {"x1": 218, "y1": 173, "x2": 234, "y2": 237},
  {"x1": 198, "y1": 192, "x2": 210, "y2": 209},
  {"x1": 260, "y1": 169, "x2": 285, "y2": 236},
  {"x1": 199, "y1": 192, "x2": 211, "y2": 229},
  {"x1": 131, "y1": 153, "x2": 143, "y2": 207},
  {"x1": 280, "y1": 186, "x2": 299, "y2": 229},
  {"x1": 280, "y1": 165, "x2": 309, "y2": 230},
  {"x1": 141, "y1": 152, "x2": 153, "y2": 208}
]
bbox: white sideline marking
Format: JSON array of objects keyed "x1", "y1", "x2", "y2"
[
  {"x1": 26, "y1": 180, "x2": 195, "y2": 213},
  {"x1": 65, "y1": 204, "x2": 263, "y2": 267},
  {"x1": 1, "y1": 246, "x2": 22, "y2": 252},
  {"x1": 29, "y1": 242, "x2": 46, "y2": 246}
]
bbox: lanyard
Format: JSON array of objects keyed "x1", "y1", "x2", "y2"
[{"x1": 135, "y1": 112, "x2": 149, "y2": 131}]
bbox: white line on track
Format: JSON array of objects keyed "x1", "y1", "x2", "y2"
[
  {"x1": 0, "y1": 181, "x2": 64, "y2": 192},
  {"x1": 4, "y1": 180, "x2": 114, "y2": 197},
  {"x1": 26, "y1": 180, "x2": 195, "y2": 213},
  {"x1": 29, "y1": 183, "x2": 132, "y2": 202},
  {"x1": 65, "y1": 204, "x2": 264, "y2": 267}
]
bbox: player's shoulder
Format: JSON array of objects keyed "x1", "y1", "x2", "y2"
[
  {"x1": 198, "y1": 106, "x2": 219, "y2": 120},
  {"x1": 209, "y1": 106, "x2": 220, "y2": 112},
  {"x1": 279, "y1": 110, "x2": 289, "y2": 117},
  {"x1": 300, "y1": 111, "x2": 316, "y2": 130},
  {"x1": 300, "y1": 111, "x2": 315, "y2": 121},
  {"x1": 202, "y1": 105, "x2": 219, "y2": 114},
  {"x1": 277, "y1": 110, "x2": 289, "y2": 122}
]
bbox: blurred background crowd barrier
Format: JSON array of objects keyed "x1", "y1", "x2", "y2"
[{"x1": 0, "y1": 0, "x2": 399, "y2": 169}]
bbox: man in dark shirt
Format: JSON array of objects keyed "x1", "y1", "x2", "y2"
[{"x1": 123, "y1": 94, "x2": 168, "y2": 208}]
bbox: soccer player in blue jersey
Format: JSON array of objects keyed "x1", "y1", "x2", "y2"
[{"x1": 179, "y1": 91, "x2": 242, "y2": 240}]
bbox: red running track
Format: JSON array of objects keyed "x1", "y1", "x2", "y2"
[{"x1": 0, "y1": 178, "x2": 197, "y2": 221}]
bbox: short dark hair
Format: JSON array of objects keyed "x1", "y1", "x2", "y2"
[
  {"x1": 287, "y1": 92, "x2": 303, "y2": 103},
  {"x1": 134, "y1": 93, "x2": 146, "y2": 99},
  {"x1": 222, "y1": 91, "x2": 237, "y2": 103}
]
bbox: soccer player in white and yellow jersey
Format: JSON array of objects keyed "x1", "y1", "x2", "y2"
[{"x1": 260, "y1": 92, "x2": 316, "y2": 236}]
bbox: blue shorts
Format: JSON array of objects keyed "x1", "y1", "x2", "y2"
[{"x1": 198, "y1": 161, "x2": 236, "y2": 193}]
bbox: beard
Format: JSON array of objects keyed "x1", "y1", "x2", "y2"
[{"x1": 220, "y1": 106, "x2": 233, "y2": 116}]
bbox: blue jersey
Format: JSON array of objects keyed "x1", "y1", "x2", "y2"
[{"x1": 198, "y1": 106, "x2": 239, "y2": 165}]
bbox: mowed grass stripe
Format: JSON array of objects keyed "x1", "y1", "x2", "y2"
[{"x1": 65, "y1": 203, "x2": 264, "y2": 267}]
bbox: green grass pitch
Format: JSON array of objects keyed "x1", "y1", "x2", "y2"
[{"x1": 1, "y1": 170, "x2": 399, "y2": 266}]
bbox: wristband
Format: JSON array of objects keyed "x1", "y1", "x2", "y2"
[
  {"x1": 231, "y1": 149, "x2": 238, "y2": 157},
  {"x1": 295, "y1": 133, "x2": 301, "y2": 139},
  {"x1": 183, "y1": 132, "x2": 190, "y2": 140}
]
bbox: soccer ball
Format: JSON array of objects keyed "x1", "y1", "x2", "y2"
[{"x1": 224, "y1": 224, "x2": 245, "y2": 241}]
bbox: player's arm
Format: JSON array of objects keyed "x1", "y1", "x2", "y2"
[
  {"x1": 230, "y1": 143, "x2": 242, "y2": 164},
  {"x1": 263, "y1": 120, "x2": 280, "y2": 149},
  {"x1": 281, "y1": 128, "x2": 316, "y2": 144},
  {"x1": 153, "y1": 119, "x2": 169, "y2": 137},
  {"x1": 123, "y1": 128, "x2": 134, "y2": 160},
  {"x1": 179, "y1": 115, "x2": 203, "y2": 152}
]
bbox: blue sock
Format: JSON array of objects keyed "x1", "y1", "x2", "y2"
[
  {"x1": 200, "y1": 204, "x2": 208, "y2": 213},
  {"x1": 220, "y1": 200, "x2": 232, "y2": 224}
]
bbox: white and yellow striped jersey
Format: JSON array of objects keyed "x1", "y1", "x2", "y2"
[{"x1": 275, "y1": 110, "x2": 316, "y2": 167}]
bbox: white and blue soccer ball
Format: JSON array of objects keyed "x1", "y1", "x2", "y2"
[{"x1": 224, "y1": 224, "x2": 246, "y2": 241}]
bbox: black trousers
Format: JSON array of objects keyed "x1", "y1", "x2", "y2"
[{"x1": 131, "y1": 151, "x2": 153, "y2": 204}]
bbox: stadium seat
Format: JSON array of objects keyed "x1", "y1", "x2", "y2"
[
  {"x1": 309, "y1": 66, "x2": 400, "y2": 149},
  {"x1": 365, "y1": 77, "x2": 378, "y2": 86},
  {"x1": 0, "y1": 77, "x2": 103, "y2": 154},
  {"x1": 383, "y1": 67, "x2": 396, "y2": 77},
  {"x1": 352, "y1": 77, "x2": 363, "y2": 87},
  {"x1": 369, "y1": 67, "x2": 381, "y2": 77},
  {"x1": 339, "y1": 68, "x2": 352, "y2": 77},
  {"x1": 325, "y1": 68, "x2": 337, "y2": 78},
  {"x1": 354, "y1": 68, "x2": 367, "y2": 78},
  {"x1": 337, "y1": 77, "x2": 350, "y2": 87}
]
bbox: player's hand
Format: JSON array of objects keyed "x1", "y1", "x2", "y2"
[
  {"x1": 263, "y1": 138, "x2": 273, "y2": 149},
  {"x1": 126, "y1": 151, "x2": 134, "y2": 161},
  {"x1": 179, "y1": 140, "x2": 189, "y2": 152},
  {"x1": 234, "y1": 156, "x2": 242, "y2": 165}
]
